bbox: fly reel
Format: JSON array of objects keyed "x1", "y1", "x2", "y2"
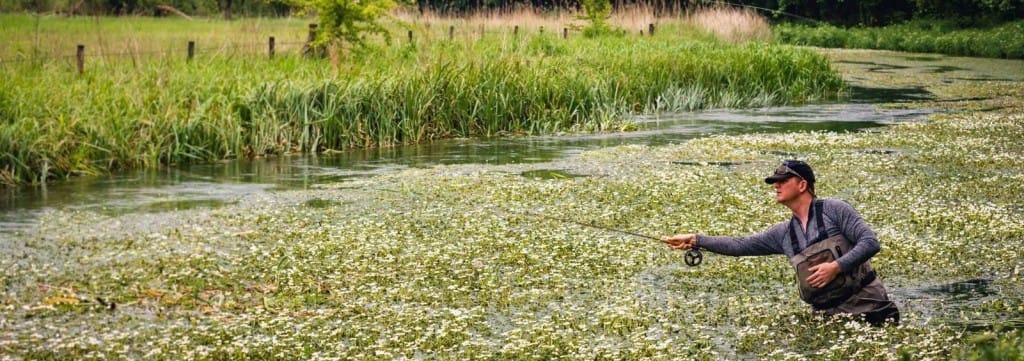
[{"x1": 684, "y1": 248, "x2": 703, "y2": 267}]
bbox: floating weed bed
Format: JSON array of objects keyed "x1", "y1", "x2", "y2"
[{"x1": 2, "y1": 94, "x2": 1023, "y2": 358}]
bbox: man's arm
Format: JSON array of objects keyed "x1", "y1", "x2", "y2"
[
  {"x1": 690, "y1": 222, "x2": 788, "y2": 256},
  {"x1": 827, "y1": 199, "x2": 881, "y2": 272}
]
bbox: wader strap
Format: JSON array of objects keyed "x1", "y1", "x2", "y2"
[{"x1": 790, "y1": 199, "x2": 826, "y2": 254}]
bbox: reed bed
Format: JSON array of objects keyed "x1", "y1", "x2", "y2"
[
  {"x1": 686, "y1": 6, "x2": 771, "y2": 43},
  {"x1": 0, "y1": 12, "x2": 842, "y2": 187}
]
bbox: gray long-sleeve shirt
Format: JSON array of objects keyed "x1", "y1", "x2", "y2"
[{"x1": 695, "y1": 198, "x2": 880, "y2": 273}]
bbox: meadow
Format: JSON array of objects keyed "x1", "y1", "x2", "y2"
[{"x1": 0, "y1": 9, "x2": 842, "y2": 187}]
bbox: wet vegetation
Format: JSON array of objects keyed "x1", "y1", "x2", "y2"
[
  {"x1": 1, "y1": 48, "x2": 1023, "y2": 359},
  {"x1": 2, "y1": 1, "x2": 1024, "y2": 358}
]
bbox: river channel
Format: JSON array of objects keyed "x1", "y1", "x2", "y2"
[{"x1": 0, "y1": 49, "x2": 1020, "y2": 236}]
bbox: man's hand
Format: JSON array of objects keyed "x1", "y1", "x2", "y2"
[
  {"x1": 662, "y1": 234, "x2": 697, "y2": 250},
  {"x1": 806, "y1": 261, "x2": 841, "y2": 288}
]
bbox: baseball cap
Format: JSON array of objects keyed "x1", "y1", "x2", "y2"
[{"x1": 764, "y1": 160, "x2": 816, "y2": 184}]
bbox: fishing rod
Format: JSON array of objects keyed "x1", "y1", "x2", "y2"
[
  {"x1": 497, "y1": 207, "x2": 705, "y2": 267},
  {"x1": 381, "y1": 187, "x2": 704, "y2": 266}
]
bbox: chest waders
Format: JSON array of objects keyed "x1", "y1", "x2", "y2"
[{"x1": 788, "y1": 200, "x2": 877, "y2": 310}]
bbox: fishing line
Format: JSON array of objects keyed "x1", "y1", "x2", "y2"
[
  {"x1": 496, "y1": 206, "x2": 703, "y2": 267},
  {"x1": 381, "y1": 187, "x2": 704, "y2": 266}
]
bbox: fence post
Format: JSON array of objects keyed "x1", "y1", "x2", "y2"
[
  {"x1": 269, "y1": 36, "x2": 275, "y2": 58},
  {"x1": 648, "y1": 23, "x2": 655, "y2": 36},
  {"x1": 302, "y1": 23, "x2": 322, "y2": 58},
  {"x1": 187, "y1": 41, "x2": 195, "y2": 62},
  {"x1": 408, "y1": 30, "x2": 414, "y2": 45},
  {"x1": 449, "y1": 25, "x2": 454, "y2": 40},
  {"x1": 563, "y1": 28, "x2": 568, "y2": 39},
  {"x1": 76, "y1": 44, "x2": 84, "y2": 75},
  {"x1": 514, "y1": 25, "x2": 518, "y2": 36}
]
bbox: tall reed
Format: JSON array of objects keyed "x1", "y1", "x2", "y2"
[{"x1": 686, "y1": 5, "x2": 772, "y2": 43}]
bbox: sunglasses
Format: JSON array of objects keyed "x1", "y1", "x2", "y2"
[{"x1": 774, "y1": 164, "x2": 804, "y2": 180}]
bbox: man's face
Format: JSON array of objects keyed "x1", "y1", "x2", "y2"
[{"x1": 773, "y1": 176, "x2": 804, "y2": 203}]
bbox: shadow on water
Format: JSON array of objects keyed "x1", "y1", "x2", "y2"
[
  {"x1": 894, "y1": 276, "x2": 1024, "y2": 331},
  {"x1": 845, "y1": 85, "x2": 935, "y2": 103},
  {"x1": 520, "y1": 169, "x2": 586, "y2": 180}
]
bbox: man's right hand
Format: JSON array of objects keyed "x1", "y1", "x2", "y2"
[{"x1": 662, "y1": 233, "x2": 697, "y2": 250}]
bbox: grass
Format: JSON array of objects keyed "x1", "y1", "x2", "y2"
[
  {"x1": 686, "y1": 5, "x2": 771, "y2": 44},
  {"x1": 0, "y1": 14, "x2": 311, "y2": 61},
  {"x1": 0, "y1": 53, "x2": 1022, "y2": 358},
  {"x1": 775, "y1": 20, "x2": 1024, "y2": 59},
  {"x1": 0, "y1": 10, "x2": 844, "y2": 187}
]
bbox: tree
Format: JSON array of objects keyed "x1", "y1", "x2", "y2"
[
  {"x1": 577, "y1": 0, "x2": 619, "y2": 37},
  {"x1": 292, "y1": 0, "x2": 396, "y2": 51}
]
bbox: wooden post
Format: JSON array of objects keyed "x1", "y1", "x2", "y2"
[
  {"x1": 563, "y1": 27, "x2": 568, "y2": 39},
  {"x1": 449, "y1": 25, "x2": 454, "y2": 40},
  {"x1": 407, "y1": 30, "x2": 413, "y2": 45},
  {"x1": 308, "y1": 23, "x2": 318, "y2": 43},
  {"x1": 514, "y1": 25, "x2": 518, "y2": 35},
  {"x1": 302, "y1": 23, "x2": 320, "y2": 57},
  {"x1": 269, "y1": 36, "x2": 275, "y2": 58},
  {"x1": 187, "y1": 41, "x2": 195, "y2": 62},
  {"x1": 648, "y1": 23, "x2": 655, "y2": 36},
  {"x1": 76, "y1": 44, "x2": 84, "y2": 75}
]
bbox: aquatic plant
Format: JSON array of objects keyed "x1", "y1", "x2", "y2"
[{"x1": 0, "y1": 75, "x2": 1021, "y2": 359}]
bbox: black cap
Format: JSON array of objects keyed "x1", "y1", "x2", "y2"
[{"x1": 765, "y1": 160, "x2": 816, "y2": 184}]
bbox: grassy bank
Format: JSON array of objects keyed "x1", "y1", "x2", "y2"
[
  {"x1": 0, "y1": 52, "x2": 1021, "y2": 359},
  {"x1": 0, "y1": 13, "x2": 843, "y2": 187},
  {"x1": 775, "y1": 20, "x2": 1024, "y2": 59}
]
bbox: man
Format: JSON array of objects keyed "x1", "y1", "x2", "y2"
[{"x1": 662, "y1": 160, "x2": 899, "y2": 325}]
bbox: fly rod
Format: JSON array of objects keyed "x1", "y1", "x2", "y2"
[
  {"x1": 505, "y1": 207, "x2": 704, "y2": 267},
  {"x1": 380, "y1": 187, "x2": 704, "y2": 266}
]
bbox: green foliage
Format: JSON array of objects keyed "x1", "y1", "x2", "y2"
[
  {"x1": 775, "y1": 20, "x2": 1024, "y2": 59},
  {"x1": 961, "y1": 330, "x2": 1024, "y2": 360},
  {"x1": 290, "y1": 0, "x2": 395, "y2": 49},
  {"x1": 575, "y1": 0, "x2": 619, "y2": 38}
]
